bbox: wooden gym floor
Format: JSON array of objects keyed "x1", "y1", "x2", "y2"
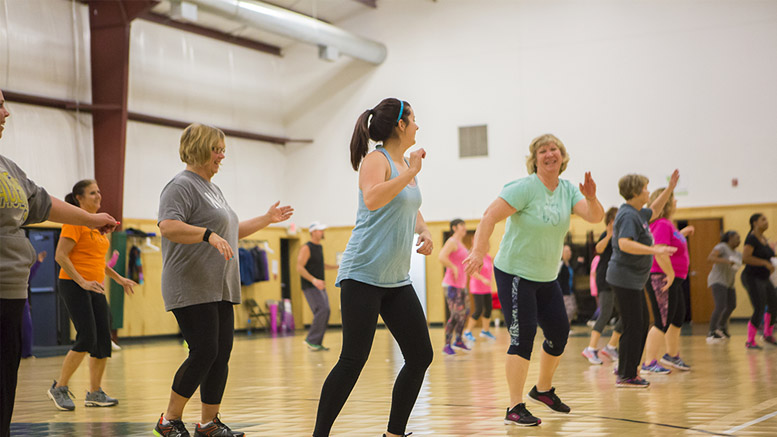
[{"x1": 12, "y1": 322, "x2": 777, "y2": 436}]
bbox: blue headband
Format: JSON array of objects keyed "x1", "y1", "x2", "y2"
[{"x1": 396, "y1": 100, "x2": 404, "y2": 123}]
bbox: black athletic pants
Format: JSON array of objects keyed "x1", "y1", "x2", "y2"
[
  {"x1": 612, "y1": 285, "x2": 650, "y2": 380},
  {"x1": 0, "y1": 299, "x2": 26, "y2": 437}
]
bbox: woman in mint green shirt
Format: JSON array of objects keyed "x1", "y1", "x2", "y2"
[{"x1": 464, "y1": 134, "x2": 603, "y2": 427}]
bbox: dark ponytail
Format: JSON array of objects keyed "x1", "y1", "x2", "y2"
[
  {"x1": 749, "y1": 213, "x2": 764, "y2": 231},
  {"x1": 349, "y1": 97, "x2": 409, "y2": 171},
  {"x1": 65, "y1": 179, "x2": 96, "y2": 207}
]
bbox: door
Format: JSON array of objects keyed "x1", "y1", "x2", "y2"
[{"x1": 684, "y1": 218, "x2": 722, "y2": 323}]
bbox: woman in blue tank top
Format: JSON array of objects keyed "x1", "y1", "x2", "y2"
[{"x1": 313, "y1": 98, "x2": 434, "y2": 437}]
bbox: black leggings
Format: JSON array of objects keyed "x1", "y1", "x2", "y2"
[
  {"x1": 494, "y1": 267, "x2": 569, "y2": 360},
  {"x1": 314, "y1": 280, "x2": 433, "y2": 437},
  {"x1": 741, "y1": 273, "x2": 777, "y2": 327},
  {"x1": 58, "y1": 279, "x2": 112, "y2": 359},
  {"x1": 709, "y1": 284, "x2": 736, "y2": 332},
  {"x1": 171, "y1": 301, "x2": 234, "y2": 404},
  {"x1": 612, "y1": 285, "x2": 650, "y2": 380},
  {"x1": 1, "y1": 298, "x2": 26, "y2": 437},
  {"x1": 645, "y1": 274, "x2": 685, "y2": 332},
  {"x1": 471, "y1": 293, "x2": 492, "y2": 320}
]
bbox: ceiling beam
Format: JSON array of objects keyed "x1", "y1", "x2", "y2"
[
  {"x1": 139, "y1": 11, "x2": 282, "y2": 57},
  {"x1": 351, "y1": 0, "x2": 377, "y2": 8}
]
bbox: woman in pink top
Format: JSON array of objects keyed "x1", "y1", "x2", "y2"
[
  {"x1": 438, "y1": 218, "x2": 470, "y2": 354},
  {"x1": 641, "y1": 188, "x2": 693, "y2": 374},
  {"x1": 466, "y1": 240, "x2": 497, "y2": 341}
]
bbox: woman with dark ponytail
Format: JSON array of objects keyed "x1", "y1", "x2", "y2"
[
  {"x1": 314, "y1": 98, "x2": 434, "y2": 437},
  {"x1": 48, "y1": 180, "x2": 137, "y2": 412},
  {"x1": 741, "y1": 213, "x2": 776, "y2": 349}
]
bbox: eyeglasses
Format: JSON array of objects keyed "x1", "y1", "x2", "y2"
[{"x1": 211, "y1": 146, "x2": 226, "y2": 155}]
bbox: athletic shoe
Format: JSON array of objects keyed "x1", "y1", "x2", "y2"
[
  {"x1": 111, "y1": 340, "x2": 122, "y2": 351},
  {"x1": 194, "y1": 416, "x2": 244, "y2": 436},
  {"x1": 452, "y1": 340, "x2": 471, "y2": 351},
  {"x1": 153, "y1": 413, "x2": 190, "y2": 437},
  {"x1": 581, "y1": 348, "x2": 603, "y2": 365},
  {"x1": 527, "y1": 386, "x2": 571, "y2": 413},
  {"x1": 660, "y1": 354, "x2": 691, "y2": 371},
  {"x1": 383, "y1": 434, "x2": 412, "y2": 437},
  {"x1": 762, "y1": 335, "x2": 777, "y2": 346},
  {"x1": 586, "y1": 319, "x2": 596, "y2": 328},
  {"x1": 463, "y1": 332, "x2": 476, "y2": 342},
  {"x1": 480, "y1": 330, "x2": 497, "y2": 340},
  {"x1": 641, "y1": 360, "x2": 671, "y2": 374},
  {"x1": 599, "y1": 345, "x2": 619, "y2": 361},
  {"x1": 706, "y1": 332, "x2": 724, "y2": 344},
  {"x1": 442, "y1": 345, "x2": 455, "y2": 355},
  {"x1": 616, "y1": 376, "x2": 650, "y2": 388},
  {"x1": 304, "y1": 339, "x2": 327, "y2": 351},
  {"x1": 612, "y1": 366, "x2": 618, "y2": 375},
  {"x1": 84, "y1": 388, "x2": 118, "y2": 407},
  {"x1": 746, "y1": 341, "x2": 762, "y2": 350},
  {"x1": 47, "y1": 380, "x2": 75, "y2": 411},
  {"x1": 504, "y1": 403, "x2": 541, "y2": 426},
  {"x1": 720, "y1": 328, "x2": 731, "y2": 339}
]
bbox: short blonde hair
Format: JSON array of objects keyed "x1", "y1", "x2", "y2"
[
  {"x1": 618, "y1": 174, "x2": 649, "y2": 200},
  {"x1": 648, "y1": 187, "x2": 674, "y2": 220},
  {"x1": 179, "y1": 123, "x2": 225, "y2": 166},
  {"x1": 525, "y1": 134, "x2": 570, "y2": 175}
]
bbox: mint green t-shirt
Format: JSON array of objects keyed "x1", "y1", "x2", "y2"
[{"x1": 494, "y1": 174, "x2": 584, "y2": 282}]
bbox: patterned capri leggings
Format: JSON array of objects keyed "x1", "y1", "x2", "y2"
[{"x1": 444, "y1": 286, "x2": 469, "y2": 345}]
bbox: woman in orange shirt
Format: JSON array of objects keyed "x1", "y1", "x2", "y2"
[{"x1": 48, "y1": 179, "x2": 136, "y2": 412}]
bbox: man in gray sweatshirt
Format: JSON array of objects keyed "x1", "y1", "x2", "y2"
[{"x1": 0, "y1": 89, "x2": 118, "y2": 437}]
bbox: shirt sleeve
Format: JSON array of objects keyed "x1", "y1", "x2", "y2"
[
  {"x1": 9, "y1": 160, "x2": 53, "y2": 226},
  {"x1": 60, "y1": 224, "x2": 84, "y2": 243},
  {"x1": 498, "y1": 179, "x2": 530, "y2": 212},
  {"x1": 617, "y1": 211, "x2": 643, "y2": 242},
  {"x1": 652, "y1": 219, "x2": 673, "y2": 246},
  {"x1": 158, "y1": 180, "x2": 193, "y2": 224}
]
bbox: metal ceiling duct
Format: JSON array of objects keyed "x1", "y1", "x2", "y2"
[{"x1": 186, "y1": 0, "x2": 387, "y2": 64}]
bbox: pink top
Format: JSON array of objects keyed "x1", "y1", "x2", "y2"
[
  {"x1": 443, "y1": 241, "x2": 469, "y2": 288},
  {"x1": 649, "y1": 218, "x2": 690, "y2": 278},
  {"x1": 469, "y1": 254, "x2": 494, "y2": 294}
]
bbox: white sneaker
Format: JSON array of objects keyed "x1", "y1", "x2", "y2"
[{"x1": 111, "y1": 341, "x2": 121, "y2": 351}]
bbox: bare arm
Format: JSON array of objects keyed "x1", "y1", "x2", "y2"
[
  {"x1": 618, "y1": 238, "x2": 677, "y2": 256},
  {"x1": 595, "y1": 232, "x2": 612, "y2": 255},
  {"x1": 653, "y1": 250, "x2": 675, "y2": 291},
  {"x1": 105, "y1": 266, "x2": 136, "y2": 295},
  {"x1": 707, "y1": 248, "x2": 734, "y2": 265},
  {"x1": 414, "y1": 211, "x2": 433, "y2": 256},
  {"x1": 649, "y1": 169, "x2": 680, "y2": 222},
  {"x1": 159, "y1": 219, "x2": 233, "y2": 261},
  {"x1": 238, "y1": 201, "x2": 294, "y2": 239},
  {"x1": 463, "y1": 198, "x2": 517, "y2": 275},
  {"x1": 742, "y1": 244, "x2": 773, "y2": 269},
  {"x1": 360, "y1": 149, "x2": 425, "y2": 211},
  {"x1": 48, "y1": 197, "x2": 117, "y2": 233},
  {"x1": 572, "y1": 172, "x2": 604, "y2": 223},
  {"x1": 438, "y1": 238, "x2": 459, "y2": 272},
  {"x1": 55, "y1": 237, "x2": 104, "y2": 293}
]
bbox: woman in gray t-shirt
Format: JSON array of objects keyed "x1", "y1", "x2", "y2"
[
  {"x1": 154, "y1": 123, "x2": 293, "y2": 437},
  {"x1": 706, "y1": 231, "x2": 742, "y2": 342}
]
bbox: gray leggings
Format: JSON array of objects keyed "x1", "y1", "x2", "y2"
[
  {"x1": 709, "y1": 284, "x2": 736, "y2": 332},
  {"x1": 592, "y1": 288, "x2": 623, "y2": 335}
]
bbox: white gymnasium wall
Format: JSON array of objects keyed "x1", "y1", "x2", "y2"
[
  {"x1": 0, "y1": 0, "x2": 94, "y2": 198},
  {"x1": 281, "y1": 0, "x2": 777, "y2": 226},
  {"x1": 125, "y1": 20, "x2": 288, "y2": 220}
]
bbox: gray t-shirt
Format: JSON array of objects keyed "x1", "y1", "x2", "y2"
[
  {"x1": 707, "y1": 242, "x2": 741, "y2": 288},
  {"x1": 606, "y1": 204, "x2": 654, "y2": 290},
  {"x1": 1, "y1": 155, "x2": 52, "y2": 299},
  {"x1": 158, "y1": 170, "x2": 240, "y2": 311}
]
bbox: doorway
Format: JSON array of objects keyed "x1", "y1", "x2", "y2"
[{"x1": 681, "y1": 218, "x2": 723, "y2": 324}]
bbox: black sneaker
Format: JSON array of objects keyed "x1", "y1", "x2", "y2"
[
  {"x1": 527, "y1": 386, "x2": 571, "y2": 413},
  {"x1": 383, "y1": 433, "x2": 412, "y2": 436},
  {"x1": 194, "y1": 416, "x2": 244, "y2": 436},
  {"x1": 153, "y1": 413, "x2": 190, "y2": 437},
  {"x1": 504, "y1": 403, "x2": 541, "y2": 426}
]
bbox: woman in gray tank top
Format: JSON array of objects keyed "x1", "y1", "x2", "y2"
[
  {"x1": 314, "y1": 98, "x2": 434, "y2": 437},
  {"x1": 706, "y1": 230, "x2": 742, "y2": 343}
]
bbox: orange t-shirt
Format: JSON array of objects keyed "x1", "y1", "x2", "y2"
[{"x1": 58, "y1": 224, "x2": 110, "y2": 283}]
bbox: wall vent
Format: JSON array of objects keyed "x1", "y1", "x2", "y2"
[{"x1": 459, "y1": 125, "x2": 488, "y2": 158}]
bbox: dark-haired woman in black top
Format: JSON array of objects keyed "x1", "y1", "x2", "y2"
[{"x1": 741, "y1": 213, "x2": 776, "y2": 349}]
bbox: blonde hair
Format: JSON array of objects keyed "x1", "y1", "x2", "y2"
[
  {"x1": 179, "y1": 123, "x2": 225, "y2": 166},
  {"x1": 648, "y1": 187, "x2": 674, "y2": 220},
  {"x1": 525, "y1": 134, "x2": 570, "y2": 175},
  {"x1": 618, "y1": 174, "x2": 649, "y2": 200}
]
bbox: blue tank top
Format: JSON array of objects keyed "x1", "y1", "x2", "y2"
[{"x1": 336, "y1": 147, "x2": 422, "y2": 288}]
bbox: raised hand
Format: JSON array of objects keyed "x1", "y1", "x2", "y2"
[
  {"x1": 408, "y1": 148, "x2": 427, "y2": 175},
  {"x1": 668, "y1": 169, "x2": 680, "y2": 189},
  {"x1": 266, "y1": 201, "x2": 294, "y2": 223},
  {"x1": 579, "y1": 171, "x2": 597, "y2": 200}
]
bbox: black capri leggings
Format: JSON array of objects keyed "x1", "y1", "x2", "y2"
[
  {"x1": 494, "y1": 267, "x2": 569, "y2": 360},
  {"x1": 741, "y1": 272, "x2": 777, "y2": 327},
  {"x1": 471, "y1": 293, "x2": 493, "y2": 320},
  {"x1": 171, "y1": 300, "x2": 234, "y2": 404},
  {"x1": 58, "y1": 279, "x2": 112, "y2": 359},
  {"x1": 314, "y1": 280, "x2": 433, "y2": 437},
  {"x1": 645, "y1": 274, "x2": 685, "y2": 332}
]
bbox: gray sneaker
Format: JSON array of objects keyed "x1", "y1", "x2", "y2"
[
  {"x1": 85, "y1": 388, "x2": 119, "y2": 407},
  {"x1": 47, "y1": 380, "x2": 75, "y2": 411}
]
